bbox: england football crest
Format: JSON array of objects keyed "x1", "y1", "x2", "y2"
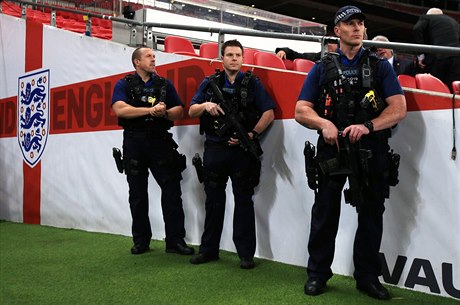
[{"x1": 18, "y1": 70, "x2": 50, "y2": 167}]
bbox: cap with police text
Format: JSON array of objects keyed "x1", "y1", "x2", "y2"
[{"x1": 334, "y1": 6, "x2": 366, "y2": 25}]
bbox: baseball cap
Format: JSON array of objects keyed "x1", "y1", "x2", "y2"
[{"x1": 334, "y1": 6, "x2": 366, "y2": 25}]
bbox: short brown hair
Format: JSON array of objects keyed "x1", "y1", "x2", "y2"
[
  {"x1": 221, "y1": 39, "x2": 244, "y2": 57},
  {"x1": 131, "y1": 47, "x2": 148, "y2": 68}
]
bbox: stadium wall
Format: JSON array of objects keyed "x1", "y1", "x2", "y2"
[{"x1": 0, "y1": 14, "x2": 459, "y2": 299}]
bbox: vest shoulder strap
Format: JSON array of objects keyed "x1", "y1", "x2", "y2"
[
  {"x1": 320, "y1": 52, "x2": 344, "y2": 85},
  {"x1": 152, "y1": 75, "x2": 167, "y2": 102},
  {"x1": 124, "y1": 73, "x2": 140, "y2": 87}
]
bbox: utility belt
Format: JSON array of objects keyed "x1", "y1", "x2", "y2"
[
  {"x1": 317, "y1": 128, "x2": 391, "y2": 140},
  {"x1": 123, "y1": 129, "x2": 169, "y2": 139},
  {"x1": 303, "y1": 134, "x2": 401, "y2": 208},
  {"x1": 204, "y1": 139, "x2": 228, "y2": 148},
  {"x1": 204, "y1": 139, "x2": 248, "y2": 150},
  {"x1": 113, "y1": 130, "x2": 185, "y2": 177}
]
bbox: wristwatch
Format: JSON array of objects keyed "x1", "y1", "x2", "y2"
[{"x1": 364, "y1": 120, "x2": 374, "y2": 133}]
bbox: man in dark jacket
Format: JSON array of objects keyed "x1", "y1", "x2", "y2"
[
  {"x1": 413, "y1": 8, "x2": 460, "y2": 92},
  {"x1": 371, "y1": 35, "x2": 417, "y2": 76},
  {"x1": 275, "y1": 42, "x2": 337, "y2": 62}
]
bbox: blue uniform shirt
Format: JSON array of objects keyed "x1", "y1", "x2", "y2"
[
  {"x1": 112, "y1": 73, "x2": 184, "y2": 109},
  {"x1": 298, "y1": 47, "x2": 403, "y2": 104}
]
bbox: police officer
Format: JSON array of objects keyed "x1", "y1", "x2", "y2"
[
  {"x1": 295, "y1": 6, "x2": 406, "y2": 300},
  {"x1": 188, "y1": 39, "x2": 275, "y2": 269},
  {"x1": 112, "y1": 47, "x2": 194, "y2": 256}
]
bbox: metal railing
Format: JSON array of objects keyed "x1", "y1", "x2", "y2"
[{"x1": 3, "y1": 0, "x2": 460, "y2": 57}]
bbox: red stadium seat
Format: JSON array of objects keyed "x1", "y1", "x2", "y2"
[
  {"x1": 452, "y1": 81, "x2": 460, "y2": 94},
  {"x1": 253, "y1": 51, "x2": 286, "y2": 70},
  {"x1": 98, "y1": 18, "x2": 112, "y2": 29},
  {"x1": 199, "y1": 42, "x2": 219, "y2": 59},
  {"x1": 164, "y1": 36, "x2": 198, "y2": 57},
  {"x1": 243, "y1": 48, "x2": 258, "y2": 65},
  {"x1": 283, "y1": 59, "x2": 294, "y2": 70},
  {"x1": 2, "y1": 1, "x2": 22, "y2": 18},
  {"x1": 415, "y1": 73, "x2": 450, "y2": 93},
  {"x1": 293, "y1": 58, "x2": 315, "y2": 73},
  {"x1": 398, "y1": 74, "x2": 416, "y2": 88}
]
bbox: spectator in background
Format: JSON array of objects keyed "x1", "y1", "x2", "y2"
[
  {"x1": 276, "y1": 42, "x2": 337, "y2": 62},
  {"x1": 372, "y1": 35, "x2": 417, "y2": 76},
  {"x1": 413, "y1": 8, "x2": 460, "y2": 92},
  {"x1": 276, "y1": 28, "x2": 368, "y2": 62},
  {"x1": 276, "y1": 29, "x2": 338, "y2": 62}
]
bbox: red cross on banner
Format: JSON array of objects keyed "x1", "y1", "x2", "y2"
[{"x1": 22, "y1": 20, "x2": 44, "y2": 224}]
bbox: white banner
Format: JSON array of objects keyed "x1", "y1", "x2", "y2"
[{"x1": 0, "y1": 14, "x2": 458, "y2": 299}]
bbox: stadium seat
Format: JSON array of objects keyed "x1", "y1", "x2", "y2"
[
  {"x1": 253, "y1": 51, "x2": 286, "y2": 70},
  {"x1": 415, "y1": 73, "x2": 450, "y2": 94},
  {"x1": 199, "y1": 42, "x2": 219, "y2": 59},
  {"x1": 164, "y1": 35, "x2": 198, "y2": 57},
  {"x1": 243, "y1": 48, "x2": 258, "y2": 65},
  {"x1": 398, "y1": 74, "x2": 416, "y2": 88},
  {"x1": 283, "y1": 59, "x2": 294, "y2": 70},
  {"x1": 92, "y1": 26, "x2": 112, "y2": 39},
  {"x1": 452, "y1": 81, "x2": 460, "y2": 94},
  {"x1": 2, "y1": 1, "x2": 22, "y2": 18},
  {"x1": 293, "y1": 58, "x2": 315, "y2": 73},
  {"x1": 98, "y1": 18, "x2": 112, "y2": 29}
]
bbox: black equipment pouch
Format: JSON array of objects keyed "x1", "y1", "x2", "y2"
[
  {"x1": 112, "y1": 147, "x2": 124, "y2": 174},
  {"x1": 192, "y1": 153, "x2": 206, "y2": 183},
  {"x1": 362, "y1": 63, "x2": 371, "y2": 88},
  {"x1": 359, "y1": 89, "x2": 386, "y2": 114},
  {"x1": 303, "y1": 141, "x2": 318, "y2": 193},
  {"x1": 387, "y1": 149, "x2": 400, "y2": 186}
]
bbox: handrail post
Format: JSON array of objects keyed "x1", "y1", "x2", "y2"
[
  {"x1": 85, "y1": 16, "x2": 92, "y2": 37},
  {"x1": 218, "y1": 31, "x2": 225, "y2": 59},
  {"x1": 50, "y1": 10, "x2": 56, "y2": 27},
  {"x1": 21, "y1": 3, "x2": 26, "y2": 20},
  {"x1": 129, "y1": 26, "x2": 137, "y2": 47},
  {"x1": 144, "y1": 25, "x2": 154, "y2": 49}
]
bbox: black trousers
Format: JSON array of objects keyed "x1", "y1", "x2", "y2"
[
  {"x1": 123, "y1": 131, "x2": 186, "y2": 248},
  {"x1": 307, "y1": 136, "x2": 389, "y2": 285},
  {"x1": 198, "y1": 143, "x2": 260, "y2": 258}
]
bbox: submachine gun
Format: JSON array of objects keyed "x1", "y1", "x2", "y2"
[
  {"x1": 207, "y1": 79, "x2": 263, "y2": 160},
  {"x1": 304, "y1": 132, "x2": 373, "y2": 212},
  {"x1": 337, "y1": 132, "x2": 373, "y2": 211}
]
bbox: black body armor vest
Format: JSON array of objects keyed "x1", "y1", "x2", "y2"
[
  {"x1": 200, "y1": 70, "x2": 261, "y2": 137},
  {"x1": 316, "y1": 49, "x2": 387, "y2": 131},
  {"x1": 118, "y1": 73, "x2": 173, "y2": 131}
]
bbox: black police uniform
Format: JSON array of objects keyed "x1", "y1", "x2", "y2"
[
  {"x1": 191, "y1": 70, "x2": 276, "y2": 259},
  {"x1": 299, "y1": 48, "x2": 403, "y2": 285},
  {"x1": 112, "y1": 73, "x2": 187, "y2": 250}
]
